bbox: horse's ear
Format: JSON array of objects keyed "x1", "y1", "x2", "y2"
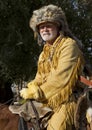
[
  {"x1": 86, "y1": 88, "x2": 92, "y2": 103},
  {"x1": 0, "y1": 80, "x2": 13, "y2": 104}
]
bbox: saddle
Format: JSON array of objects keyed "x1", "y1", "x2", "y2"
[{"x1": 9, "y1": 100, "x2": 53, "y2": 129}]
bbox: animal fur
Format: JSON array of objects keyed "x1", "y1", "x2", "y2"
[
  {"x1": 0, "y1": 104, "x2": 19, "y2": 130},
  {"x1": 74, "y1": 93, "x2": 88, "y2": 130}
]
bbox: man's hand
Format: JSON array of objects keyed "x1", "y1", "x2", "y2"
[
  {"x1": 20, "y1": 82, "x2": 45, "y2": 100},
  {"x1": 20, "y1": 88, "x2": 34, "y2": 99}
]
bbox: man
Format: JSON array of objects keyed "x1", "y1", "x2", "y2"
[{"x1": 20, "y1": 4, "x2": 85, "y2": 130}]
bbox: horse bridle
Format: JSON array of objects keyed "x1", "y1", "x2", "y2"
[{"x1": 0, "y1": 98, "x2": 14, "y2": 108}]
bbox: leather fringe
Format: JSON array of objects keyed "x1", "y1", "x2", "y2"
[{"x1": 47, "y1": 57, "x2": 83, "y2": 110}]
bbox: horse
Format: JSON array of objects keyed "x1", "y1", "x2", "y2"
[
  {"x1": 0, "y1": 103, "x2": 19, "y2": 130},
  {"x1": 0, "y1": 80, "x2": 19, "y2": 130},
  {"x1": 0, "y1": 79, "x2": 13, "y2": 104},
  {"x1": 0, "y1": 103, "x2": 39, "y2": 130},
  {"x1": 0, "y1": 80, "x2": 34, "y2": 130},
  {"x1": 0, "y1": 80, "x2": 50, "y2": 130},
  {"x1": 0, "y1": 78, "x2": 92, "y2": 130}
]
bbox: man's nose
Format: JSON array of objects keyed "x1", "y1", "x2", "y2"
[{"x1": 43, "y1": 26, "x2": 48, "y2": 31}]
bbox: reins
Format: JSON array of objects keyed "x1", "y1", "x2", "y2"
[
  {"x1": 0, "y1": 98, "x2": 14, "y2": 108},
  {"x1": 0, "y1": 94, "x2": 19, "y2": 108},
  {"x1": 18, "y1": 100, "x2": 41, "y2": 130},
  {"x1": 30, "y1": 100, "x2": 41, "y2": 130}
]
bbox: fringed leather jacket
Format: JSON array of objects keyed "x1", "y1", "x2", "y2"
[{"x1": 31, "y1": 35, "x2": 85, "y2": 109}]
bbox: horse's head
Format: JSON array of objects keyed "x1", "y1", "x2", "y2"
[{"x1": 0, "y1": 80, "x2": 13, "y2": 104}]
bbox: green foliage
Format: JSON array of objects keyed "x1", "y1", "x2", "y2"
[
  {"x1": 0, "y1": 0, "x2": 92, "y2": 84},
  {"x1": 0, "y1": 0, "x2": 41, "y2": 82}
]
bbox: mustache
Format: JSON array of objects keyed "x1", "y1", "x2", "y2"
[{"x1": 42, "y1": 32, "x2": 50, "y2": 35}]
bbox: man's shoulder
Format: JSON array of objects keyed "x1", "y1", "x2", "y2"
[
  {"x1": 62, "y1": 37, "x2": 76, "y2": 44},
  {"x1": 60, "y1": 36, "x2": 77, "y2": 49}
]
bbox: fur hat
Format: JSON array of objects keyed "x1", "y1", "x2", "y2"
[
  {"x1": 29, "y1": 4, "x2": 70, "y2": 45},
  {"x1": 29, "y1": 4, "x2": 68, "y2": 32},
  {"x1": 29, "y1": 4, "x2": 83, "y2": 49}
]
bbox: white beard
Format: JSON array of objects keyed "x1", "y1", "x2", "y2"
[{"x1": 40, "y1": 31, "x2": 58, "y2": 42}]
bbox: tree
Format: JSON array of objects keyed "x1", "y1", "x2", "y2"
[
  {"x1": 0, "y1": 0, "x2": 92, "y2": 86},
  {"x1": 0, "y1": 0, "x2": 41, "y2": 83}
]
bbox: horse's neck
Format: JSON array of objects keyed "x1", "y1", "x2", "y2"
[{"x1": 0, "y1": 103, "x2": 8, "y2": 110}]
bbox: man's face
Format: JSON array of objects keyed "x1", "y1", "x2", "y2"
[{"x1": 39, "y1": 22, "x2": 59, "y2": 44}]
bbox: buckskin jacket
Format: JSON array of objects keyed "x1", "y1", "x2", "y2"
[{"x1": 29, "y1": 35, "x2": 85, "y2": 110}]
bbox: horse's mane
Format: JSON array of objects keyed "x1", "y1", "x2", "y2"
[{"x1": 0, "y1": 103, "x2": 18, "y2": 119}]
